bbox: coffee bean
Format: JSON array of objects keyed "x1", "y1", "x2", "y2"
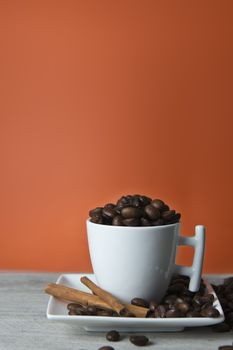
[
  {"x1": 119, "y1": 308, "x2": 136, "y2": 317},
  {"x1": 176, "y1": 302, "x2": 190, "y2": 313},
  {"x1": 151, "y1": 218, "x2": 164, "y2": 226},
  {"x1": 217, "y1": 285, "x2": 225, "y2": 295},
  {"x1": 144, "y1": 205, "x2": 160, "y2": 220},
  {"x1": 116, "y1": 196, "x2": 129, "y2": 210},
  {"x1": 160, "y1": 204, "x2": 170, "y2": 212},
  {"x1": 226, "y1": 312, "x2": 233, "y2": 325},
  {"x1": 226, "y1": 293, "x2": 233, "y2": 301},
  {"x1": 193, "y1": 295, "x2": 205, "y2": 306},
  {"x1": 76, "y1": 307, "x2": 88, "y2": 315},
  {"x1": 140, "y1": 217, "x2": 151, "y2": 226},
  {"x1": 193, "y1": 294, "x2": 214, "y2": 308},
  {"x1": 224, "y1": 307, "x2": 231, "y2": 315},
  {"x1": 104, "y1": 203, "x2": 116, "y2": 209},
  {"x1": 68, "y1": 309, "x2": 77, "y2": 315},
  {"x1": 164, "y1": 295, "x2": 178, "y2": 305},
  {"x1": 193, "y1": 305, "x2": 201, "y2": 312},
  {"x1": 89, "y1": 207, "x2": 103, "y2": 217},
  {"x1": 67, "y1": 303, "x2": 83, "y2": 311},
  {"x1": 129, "y1": 335, "x2": 149, "y2": 346},
  {"x1": 174, "y1": 297, "x2": 184, "y2": 304},
  {"x1": 161, "y1": 210, "x2": 176, "y2": 221},
  {"x1": 212, "y1": 322, "x2": 231, "y2": 332},
  {"x1": 203, "y1": 294, "x2": 215, "y2": 303},
  {"x1": 123, "y1": 218, "x2": 140, "y2": 226},
  {"x1": 97, "y1": 309, "x2": 114, "y2": 316},
  {"x1": 218, "y1": 347, "x2": 233, "y2": 350},
  {"x1": 166, "y1": 213, "x2": 181, "y2": 224},
  {"x1": 182, "y1": 296, "x2": 192, "y2": 304},
  {"x1": 106, "y1": 330, "x2": 120, "y2": 342},
  {"x1": 132, "y1": 196, "x2": 141, "y2": 208},
  {"x1": 102, "y1": 207, "x2": 117, "y2": 219},
  {"x1": 146, "y1": 310, "x2": 155, "y2": 318},
  {"x1": 154, "y1": 305, "x2": 166, "y2": 318},
  {"x1": 186, "y1": 310, "x2": 201, "y2": 317},
  {"x1": 131, "y1": 298, "x2": 149, "y2": 308},
  {"x1": 118, "y1": 196, "x2": 129, "y2": 205},
  {"x1": 86, "y1": 305, "x2": 98, "y2": 315},
  {"x1": 200, "y1": 306, "x2": 220, "y2": 317},
  {"x1": 90, "y1": 215, "x2": 103, "y2": 224},
  {"x1": 139, "y1": 195, "x2": 152, "y2": 206},
  {"x1": 112, "y1": 215, "x2": 124, "y2": 226},
  {"x1": 67, "y1": 303, "x2": 87, "y2": 315},
  {"x1": 201, "y1": 301, "x2": 214, "y2": 310},
  {"x1": 98, "y1": 347, "x2": 115, "y2": 350},
  {"x1": 115, "y1": 206, "x2": 122, "y2": 213},
  {"x1": 121, "y1": 207, "x2": 142, "y2": 219},
  {"x1": 219, "y1": 297, "x2": 228, "y2": 308},
  {"x1": 168, "y1": 283, "x2": 185, "y2": 294},
  {"x1": 226, "y1": 288, "x2": 233, "y2": 296},
  {"x1": 151, "y1": 199, "x2": 165, "y2": 210},
  {"x1": 166, "y1": 309, "x2": 182, "y2": 317},
  {"x1": 149, "y1": 301, "x2": 158, "y2": 312}
]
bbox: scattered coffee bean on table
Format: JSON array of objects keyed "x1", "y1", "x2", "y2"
[
  {"x1": 129, "y1": 335, "x2": 149, "y2": 346},
  {"x1": 98, "y1": 347, "x2": 115, "y2": 350},
  {"x1": 89, "y1": 194, "x2": 181, "y2": 226},
  {"x1": 212, "y1": 276, "x2": 233, "y2": 332},
  {"x1": 218, "y1": 346, "x2": 233, "y2": 350},
  {"x1": 106, "y1": 330, "x2": 120, "y2": 342},
  {"x1": 212, "y1": 322, "x2": 231, "y2": 332}
]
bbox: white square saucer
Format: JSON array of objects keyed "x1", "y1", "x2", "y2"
[{"x1": 46, "y1": 274, "x2": 224, "y2": 332}]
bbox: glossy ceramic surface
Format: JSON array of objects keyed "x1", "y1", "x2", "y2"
[{"x1": 87, "y1": 221, "x2": 205, "y2": 302}]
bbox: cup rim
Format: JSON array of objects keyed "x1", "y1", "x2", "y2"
[{"x1": 86, "y1": 218, "x2": 180, "y2": 229}]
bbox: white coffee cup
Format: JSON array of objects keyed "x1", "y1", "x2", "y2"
[{"x1": 87, "y1": 220, "x2": 205, "y2": 303}]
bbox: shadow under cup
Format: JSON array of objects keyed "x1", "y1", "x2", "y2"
[{"x1": 87, "y1": 220, "x2": 188, "y2": 303}]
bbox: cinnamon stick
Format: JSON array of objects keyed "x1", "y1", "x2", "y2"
[
  {"x1": 80, "y1": 276, "x2": 135, "y2": 317},
  {"x1": 45, "y1": 283, "x2": 148, "y2": 318},
  {"x1": 45, "y1": 283, "x2": 110, "y2": 309}
]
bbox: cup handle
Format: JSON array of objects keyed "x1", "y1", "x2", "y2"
[{"x1": 174, "y1": 225, "x2": 206, "y2": 292}]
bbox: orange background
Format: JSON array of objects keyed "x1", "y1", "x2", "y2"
[{"x1": 0, "y1": 0, "x2": 233, "y2": 272}]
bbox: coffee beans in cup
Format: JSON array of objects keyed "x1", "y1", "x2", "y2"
[{"x1": 89, "y1": 195, "x2": 181, "y2": 226}]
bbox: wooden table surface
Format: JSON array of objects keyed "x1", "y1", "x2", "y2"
[{"x1": 0, "y1": 273, "x2": 232, "y2": 350}]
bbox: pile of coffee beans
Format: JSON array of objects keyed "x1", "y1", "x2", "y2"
[
  {"x1": 89, "y1": 194, "x2": 181, "y2": 226},
  {"x1": 143, "y1": 274, "x2": 220, "y2": 319},
  {"x1": 211, "y1": 277, "x2": 233, "y2": 332}
]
